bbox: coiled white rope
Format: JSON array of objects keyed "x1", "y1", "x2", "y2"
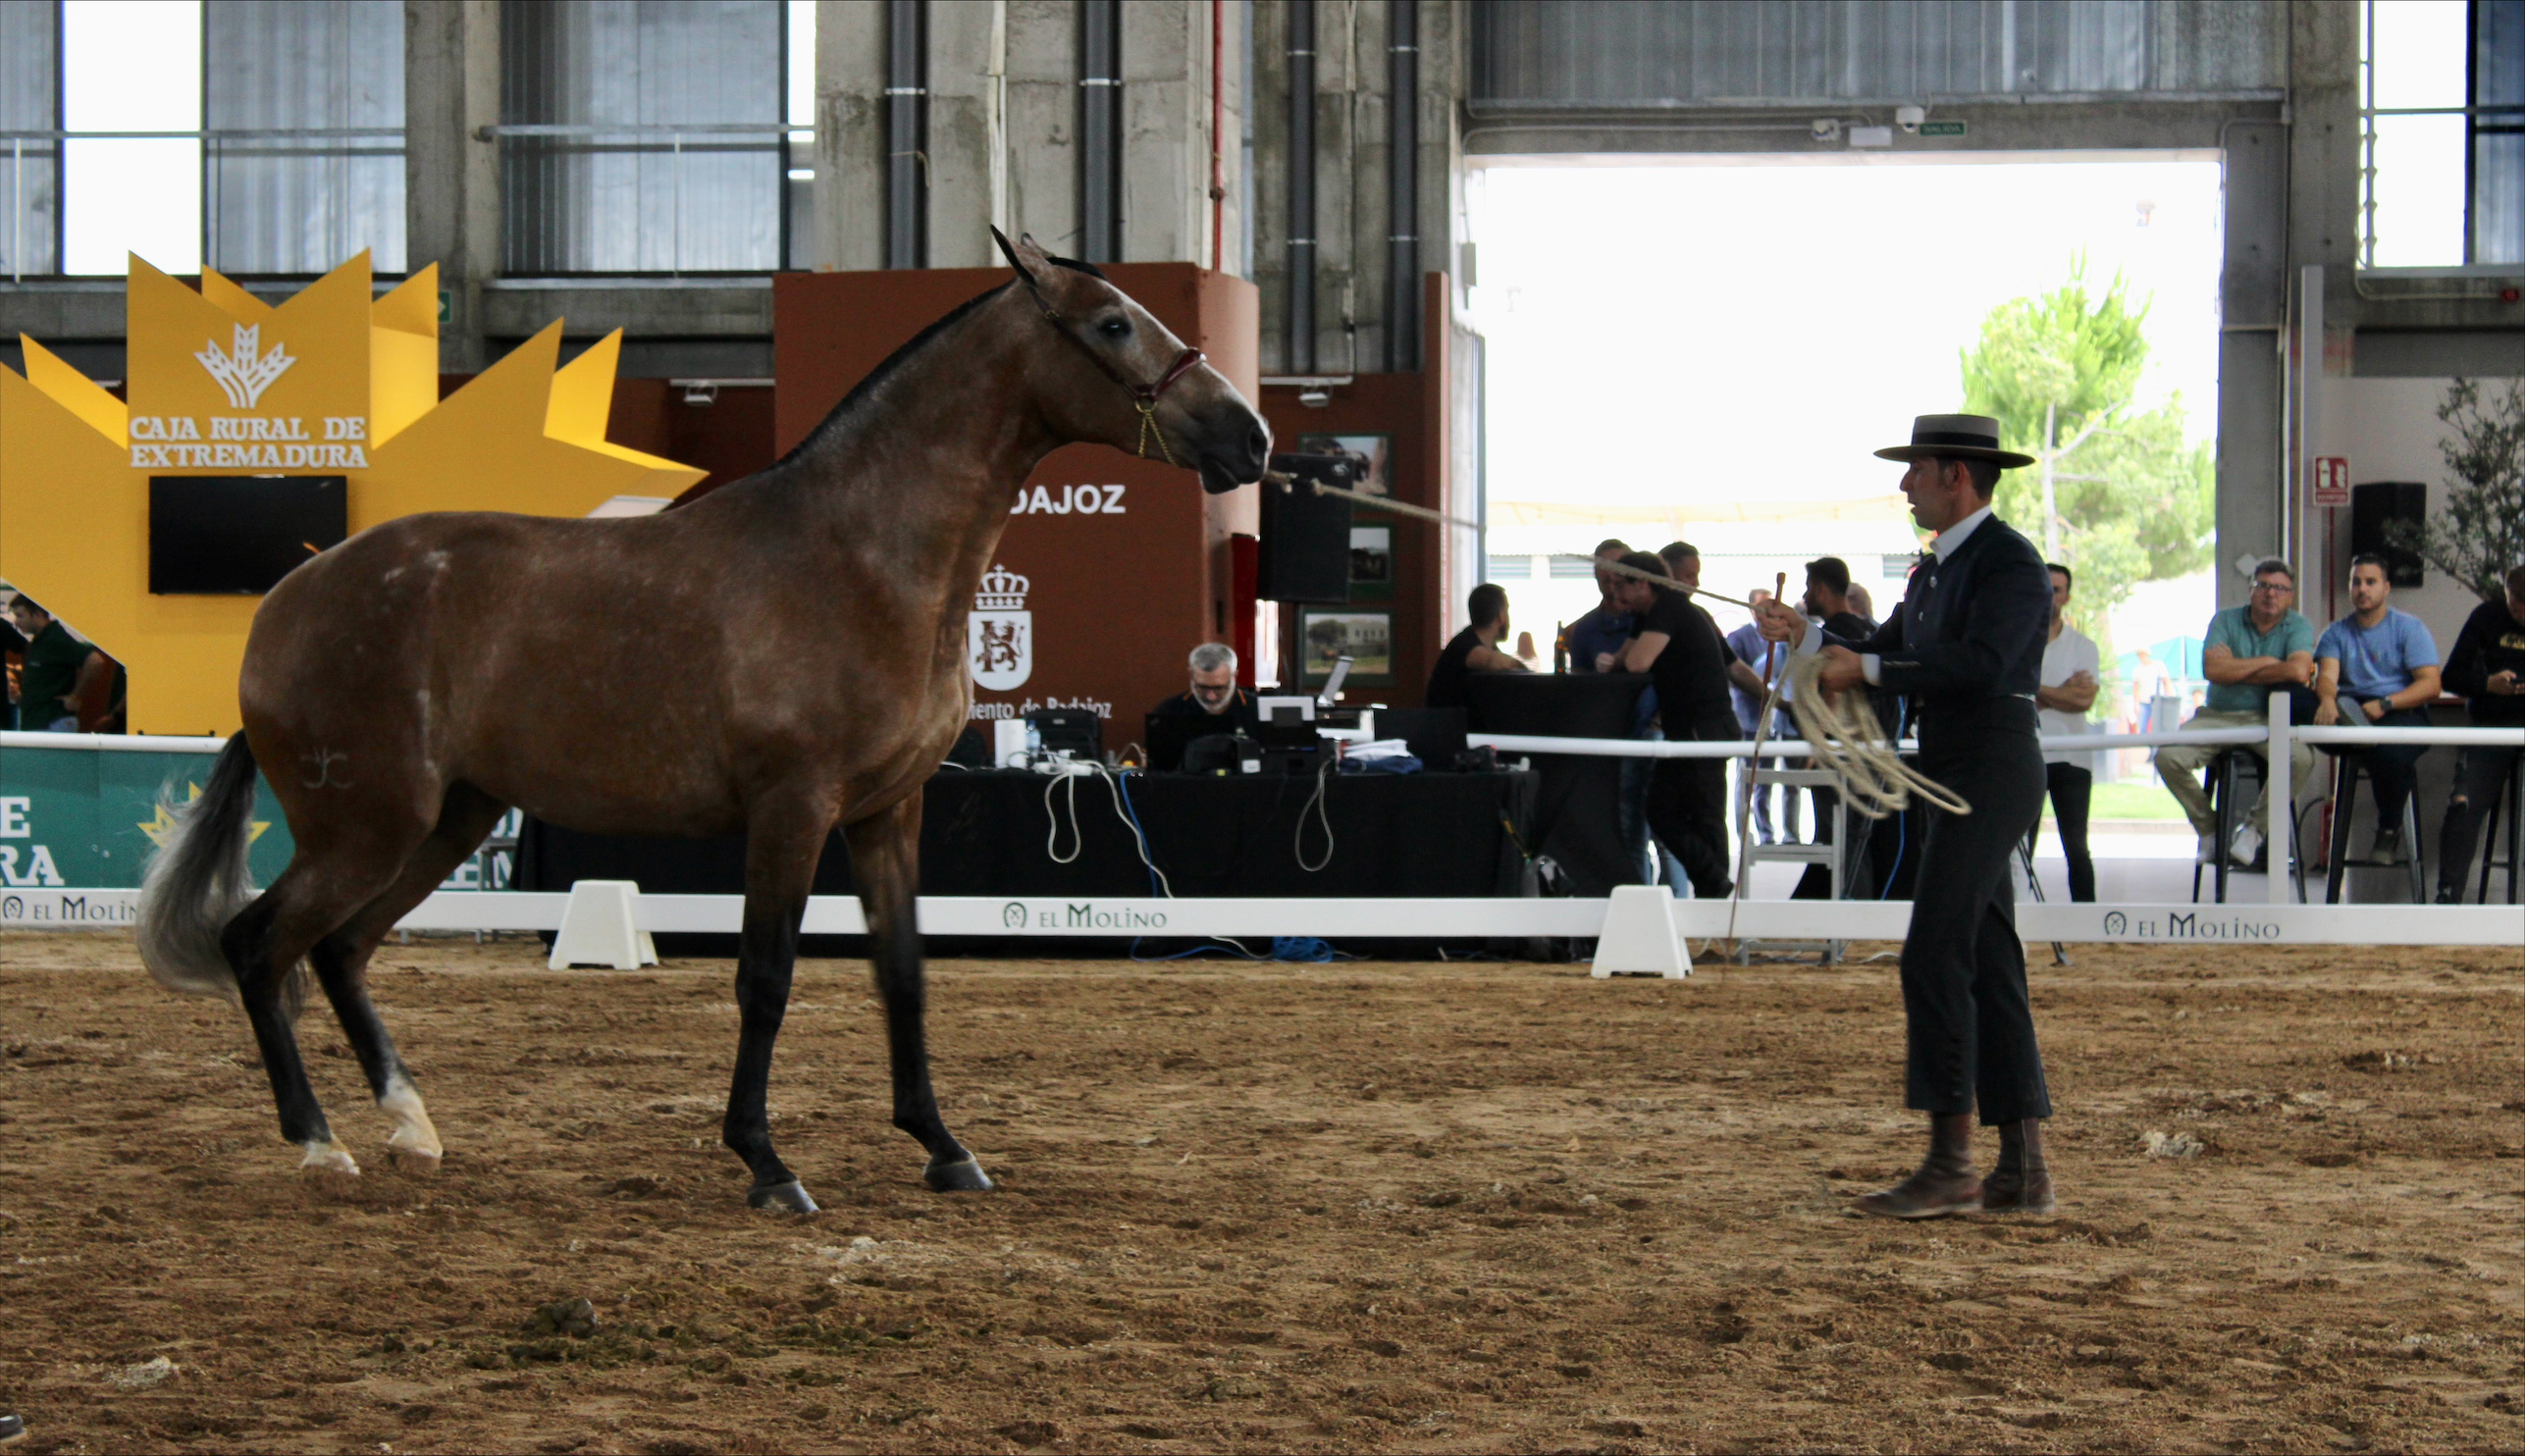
[
  {"x1": 1773, "y1": 650, "x2": 1973, "y2": 822},
  {"x1": 1722, "y1": 614, "x2": 1973, "y2": 952}
]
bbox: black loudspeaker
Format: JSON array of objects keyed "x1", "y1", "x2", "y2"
[
  {"x1": 2349, "y1": 482, "x2": 2427, "y2": 587},
  {"x1": 1258, "y1": 451, "x2": 1357, "y2": 602}
]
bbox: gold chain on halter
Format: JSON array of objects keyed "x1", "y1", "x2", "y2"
[{"x1": 1133, "y1": 400, "x2": 1179, "y2": 466}]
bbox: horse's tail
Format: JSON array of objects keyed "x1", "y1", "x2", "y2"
[{"x1": 135, "y1": 732, "x2": 299, "y2": 1014}]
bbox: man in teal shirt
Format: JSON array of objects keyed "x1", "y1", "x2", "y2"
[{"x1": 2151, "y1": 559, "x2": 2319, "y2": 868}]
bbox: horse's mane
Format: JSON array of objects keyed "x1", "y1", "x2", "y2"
[
  {"x1": 768, "y1": 256, "x2": 1108, "y2": 474},
  {"x1": 771, "y1": 282, "x2": 1016, "y2": 470}
]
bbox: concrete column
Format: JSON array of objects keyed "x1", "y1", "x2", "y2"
[
  {"x1": 1120, "y1": 1, "x2": 1204, "y2": 264},
  {"x1": 925, "y1": 0, "x2": 1000, "y2": 267},
  {"x1": 1002, "y1": 1, "x2": 1078, "y2": 252},
  {"x1": 2217, "y1": 118, "x2": 2288, "y2": 612},
  {"x1": 815, "y1": 0, "x2": 887, "y2": 272},
  {"x1": 2284, "y1": 1, "x2": 2362, "y2": 609},
  {"x1": 404, "y1": 0, "x2": 500, "y2": 370}
]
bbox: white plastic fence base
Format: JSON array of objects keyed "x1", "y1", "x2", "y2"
[
  {"x1": 548, "y1": 880, "x2": 658, "y2": 969},
  {"x1": 1590, "y1": 885, "x2": 1691, "y2": 978}
]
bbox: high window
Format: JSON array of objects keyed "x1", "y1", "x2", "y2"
[
  {"x1": 1, "y1": 0, "x2": 404, "y2": 279},
  {"x1": 2362, "y1": 0, "x2": 2524, "y2": 269},
  {"x1": 497, "y1": 0, "x2": 789, "y2": 275}
]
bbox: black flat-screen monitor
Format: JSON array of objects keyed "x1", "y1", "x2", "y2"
[{"x1": 149, "y1": 476, "x2": 346, "y2": 595}]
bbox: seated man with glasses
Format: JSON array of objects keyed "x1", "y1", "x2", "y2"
[{"x1": 2150, "y1": 559, "x2": 2320, "y2": 870}]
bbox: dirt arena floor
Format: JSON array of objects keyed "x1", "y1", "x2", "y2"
[{"x1": 0, "y1": 930, "x2": 2519, "y2": 1455}]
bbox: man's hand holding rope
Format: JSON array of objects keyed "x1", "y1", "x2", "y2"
[{"x1": 1753, "y1": 598, "x2": 1866, "y2": 700}]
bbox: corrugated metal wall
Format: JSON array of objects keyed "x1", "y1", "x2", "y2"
[
  {"x1": 206, "y1": 0, "x2": 406, "y2": 275},
  {"x1": 0, "y1": 0, "x2": 59, "y2": 278},
  {"x1": 1472, "y1": 0, "x2": 2285, "y2": 110},
  {"x1": 500, "y1": 0, "x2": 782, "y2": 275}
]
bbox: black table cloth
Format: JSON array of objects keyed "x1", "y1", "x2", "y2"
[{"x1": 515, "y1": 767, "x2": 1539, "y2": 956}]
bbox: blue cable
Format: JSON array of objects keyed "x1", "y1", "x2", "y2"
[{"x1": 1115, "y1": 768, "x2": 1349, "y2": 963}]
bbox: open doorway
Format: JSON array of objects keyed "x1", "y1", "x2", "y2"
[{"x1": 1465, "y1": 151, "x2": 2227, "y2": 892}]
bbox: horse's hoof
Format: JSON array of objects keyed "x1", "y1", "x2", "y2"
[
  {"x1": 748, "y1": 1179, "x2": 818, "y2": 1214},
  {"x1": 923, "y1": 1155, "x2": 993, "y2": 1192},
  {"x1": 389, "y1": 1147, "x2": 443, "y2": 1175},
  {"x1": 297, "y1": 1140, "x2": 361, "y2": 1180}
]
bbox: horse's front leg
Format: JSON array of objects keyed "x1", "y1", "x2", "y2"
[
  {"x1": 844, "y1": 793, "x2": 989, "y2": 1192},
  {"x1": 724, "y1": 793, "x2": 831, "y2": 1213}
]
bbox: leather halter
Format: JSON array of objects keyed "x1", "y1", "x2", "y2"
[{"x1": 1025, "y1": 287, "x2": 1205, "y2": 467}]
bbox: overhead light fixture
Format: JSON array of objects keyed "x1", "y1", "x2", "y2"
[
  {"x1": 1299, "y1": 388, "x2": 1331, "y2": 407},
  {"x1": 681, "y1": 383, "x2": 719, "y2": 407}
]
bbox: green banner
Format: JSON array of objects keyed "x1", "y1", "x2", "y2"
[{"x1": 0, "y1": 744, "x2": 296, "y2": 890}]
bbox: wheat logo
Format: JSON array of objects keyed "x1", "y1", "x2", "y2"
[{"x1": 194, "y1": 323, "x2": 295, "y2": 409}]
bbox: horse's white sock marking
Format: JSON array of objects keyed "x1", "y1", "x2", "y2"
[
  {"x1": 380, "y1": 1071, "x2": 444, "y2": 1164},
  {"x1": 298, "y1": 1139, "x2": 360, "y2": 1176}
]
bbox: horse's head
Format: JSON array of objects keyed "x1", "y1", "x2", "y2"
[{"x1": 994, "y1": 229, "x2": 1271, "y2": 494}]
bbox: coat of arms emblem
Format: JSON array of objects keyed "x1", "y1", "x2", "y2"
[{"x1": 969, "y1": 563, "x2": 1032, "y2": 691}]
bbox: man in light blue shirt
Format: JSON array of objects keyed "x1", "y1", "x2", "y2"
[{"x1": 2314, "y1": 553, "x2": 2443, "y2": 864}]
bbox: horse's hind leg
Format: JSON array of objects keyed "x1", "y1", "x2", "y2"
[
  {"x1": 845, "y1": 794, "x2": 988, "y2": 1194},
  {"x1": 722, "y1": 791, "x2": 835, "y2": 1213},
  {"x1": 307, "y1": 783, "x2": 509, "y2": 1172},
  {"x1": 221, "y1": 847, "x2": 414, "y2": 1178}
]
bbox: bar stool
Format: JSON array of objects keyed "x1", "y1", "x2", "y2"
[
  {"x1": 2191, "y1": 749, "x2": 2304, "y2": 904},
  {"x1": 2466, "y1": 753, "x2": 2523, "y2": 905},
  {"x1": 2322, "y1": 750, "x2": 2426, "y2": 905}
]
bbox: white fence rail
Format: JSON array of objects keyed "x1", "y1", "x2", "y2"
[{"x1": 3, "y1": 886, "x2": 2515, "y2": 948}]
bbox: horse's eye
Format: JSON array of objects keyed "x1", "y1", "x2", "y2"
[{"x1": 1098, "y1": 317, "x2": 1131, "y2": 338}]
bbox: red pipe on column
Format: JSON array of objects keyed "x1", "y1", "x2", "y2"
[{"x1": 1211, "y1": 0, "x2": 1225, "y2": 272}]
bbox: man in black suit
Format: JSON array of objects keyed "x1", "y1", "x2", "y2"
[{"x1": 1758, "y1": 414, "x2": 2057, "y2": 1219}]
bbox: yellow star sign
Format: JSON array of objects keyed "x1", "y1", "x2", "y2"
[
  {"x1": 0, "y1": 251, "x2": 706, "y2": 735},
  {"x1": 137, "y1": 782, "x2": 272, "y2": 849}
]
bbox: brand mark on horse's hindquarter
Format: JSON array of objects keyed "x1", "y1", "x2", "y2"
[{"x1": 300, "y1": 749, "x2": 353, "y2": 789}]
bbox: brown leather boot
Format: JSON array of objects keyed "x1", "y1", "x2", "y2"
[
  {"x1": 1856, "y1": 1114, "x2": 1982, "y2": 1220},
  {"x1": 1981, "y1": 1118, "x2": 2057, "y2": 1214}
]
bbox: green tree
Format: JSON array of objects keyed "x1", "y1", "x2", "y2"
[
  {"x1": 2386, "y1": 378, "x2": 2525, "y2": 604},
  {"x1": 1958, "y1": 262, "x2": 2216, "y2": 636}
]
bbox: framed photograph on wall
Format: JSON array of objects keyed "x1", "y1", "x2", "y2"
[
  {"x1": 1347, "y1": 524, "x2": 1393, "y2": 600},
  {"x1": 1298, "y1": 608, "x2": 1394, "y2": 685},
  {"x1": 1296, "y1": 433, "x2": 1392, "y2": 497}
]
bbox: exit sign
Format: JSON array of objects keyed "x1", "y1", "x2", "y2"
[
  {"x1": 1919, "y1": 120, "x2": 1968, "y2": 136},
  {"x1": 2310, "y1": 456, "x2": 2350, "y2": 508},
  {"x1": 437, "y1": 288, "x2": 452, "y2": 325}
]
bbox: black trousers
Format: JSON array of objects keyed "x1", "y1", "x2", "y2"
[
  {"x1": 2341, "y1": 699, "x2": 2433, "y2": 827},
  {"x1": 1645, "y1": 756, "x2": 1734, "y2": 897},
  {"x1": 1902, "y1": 702, "x2": 2052, "y2": 1123},
  {"x1": 2438, "y1": 744, "x2": 2524, "y2": 896},
  {"x1": 2032, "y1": 761, "x2": 2096, "y2": 903}
]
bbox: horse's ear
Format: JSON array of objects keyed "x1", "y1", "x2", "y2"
[{"x1": 993, "y1": 227, "x2": 1051, "y2": 293}]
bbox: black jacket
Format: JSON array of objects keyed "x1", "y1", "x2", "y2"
[
  {"x1": 2443, "y1": 598, "x2": 2525, "y2": 726},
  {"x1": 1820, "y1": 514, "x2": 2051, "y2": 729}
]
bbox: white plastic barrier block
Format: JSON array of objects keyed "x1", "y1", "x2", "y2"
[
  {"x1": 548, "y1": 880, "x2": 658, "y2": 969},
  {"x1": 1591, "y1": 884, "x2": 1691, "y2": 978}
]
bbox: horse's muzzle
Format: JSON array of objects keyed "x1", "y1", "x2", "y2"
[{"x1": 1195, "y1": 413, "x2": 1273, "y2": 494}]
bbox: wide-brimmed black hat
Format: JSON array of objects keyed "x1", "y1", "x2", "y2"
[{"x1": 1873, "y1": 413, "x2": 2035, "y2": 469}]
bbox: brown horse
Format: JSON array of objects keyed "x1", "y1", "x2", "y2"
[{"x1": 134, "y1": 233, "x2": 1271, "y2": 1212}]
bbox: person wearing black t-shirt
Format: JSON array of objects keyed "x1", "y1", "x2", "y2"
[
  {"x1": 1607, "y1": 551, "x2": 1740, "y2": 897},
  {"x1": 2436, "y1": 562, "x2": 2525, "y2": 902},
  {"x1": 1791, "y1": 555, "x2": 1895, "y2": 899},
  {"x1": 1427, "y1": 583, "x2": 1530, "y2": 709}
]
